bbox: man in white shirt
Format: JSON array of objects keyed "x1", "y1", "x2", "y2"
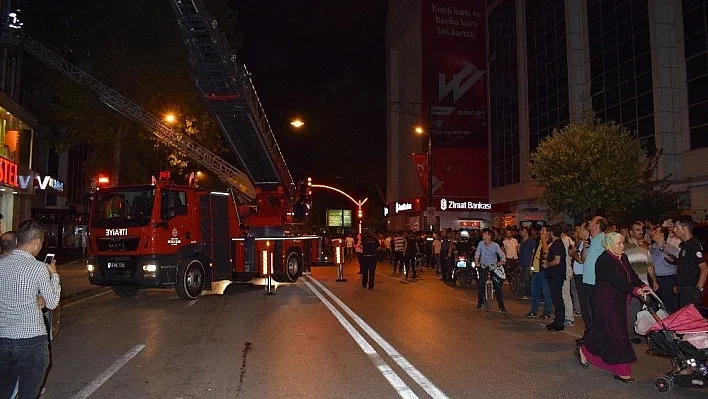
[
  {"x1": 560, "y1": 228, "x2": 575, "y2": 326},
  {"x1": 0, "y1": 220, "x2": 61, "y2": 399},
  {"x1": 345, "y1": 234, "x2": 355, "y2": 261}
]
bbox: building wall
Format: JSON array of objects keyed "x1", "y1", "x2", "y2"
[{"x1": 387, "y1": 0, "x2": 708, "y2": 224}]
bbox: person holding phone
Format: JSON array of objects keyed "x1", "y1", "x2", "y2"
[{"x1": 0, "y1": 220, "x2": 61, "y2": 399}]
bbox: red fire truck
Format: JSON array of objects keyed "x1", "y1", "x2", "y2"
[{"x1": 4, "y1": 3, "x2": 323, "y2": 299}]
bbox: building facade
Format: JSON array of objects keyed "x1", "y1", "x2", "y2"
[{"x1": 387, "y1": 0, "x2": 708, "y2": 226}]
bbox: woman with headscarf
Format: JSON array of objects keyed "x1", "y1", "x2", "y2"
[{"x1": 576, "y1": 232, "x2": 652, "y2": 382}]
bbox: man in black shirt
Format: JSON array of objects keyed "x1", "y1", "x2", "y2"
[
  {"x1": 543, "y1": 224, "x2": 567, "y2": 331},
  {"x1": 673, "y1": 216, "x2": 708, "y2": 307}
]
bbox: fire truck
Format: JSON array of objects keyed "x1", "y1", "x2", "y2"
[{"x1": 3, "y1": 3, "x2": 322, "y2": 299}]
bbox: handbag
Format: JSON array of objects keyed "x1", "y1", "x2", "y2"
[{"x1": 493, "y1": 265, "x2": 506, "y2": 280}]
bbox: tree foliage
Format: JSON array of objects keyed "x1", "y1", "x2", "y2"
[
  {"x1": 529, "y1": 119, "x2": 649, "y2": 219},
  {"x1": 22, "y1": 1, "x2": 230, "y2": 184}
]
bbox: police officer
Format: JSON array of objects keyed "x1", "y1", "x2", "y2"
[
  {"x1": 673, "y1": 216, "x2": 708, "y2": 308},
  {"x1": 361, "y1": 231, "x2": 380, "y2": 289}
]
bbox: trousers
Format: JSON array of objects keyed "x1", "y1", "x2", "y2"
[{"x1": 0, "y1": 335, "x2": 49, "y2": 399}]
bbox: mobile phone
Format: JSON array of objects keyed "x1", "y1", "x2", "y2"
[{"x1": 44, "y1": 253, "x2": 55, "y2": 264}]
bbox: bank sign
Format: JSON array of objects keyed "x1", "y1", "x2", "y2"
[{"x1": 438, "y1": 198, "x2": 491, "y2": 211}]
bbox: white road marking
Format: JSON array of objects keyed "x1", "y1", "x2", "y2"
[
  {"x1": 307, "y1": 276, "x2": 449, "y2": 399},
  {"x1": 302, "y1": 280, "x2": 419, "y2": 399},
  {"x1": 62, "y1": 290, "x2": 112, "y2": 309},
  {"x1": 71, "y1": 344, "x2": 146, "y2": 399}
]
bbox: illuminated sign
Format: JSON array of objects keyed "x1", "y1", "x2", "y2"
[
  {"x1": 459, "y1": 220, "x2": 482, "y2": 228},
  {"x1": 439, "y1": 198, "x2": 491, "y2": 211},
  {"x1": 35, "y1": 175, "x2": 64, "y2": 192},
  {"x1": 383, "y1": 207, "x2": 389, "y2": 217},
  {"x1": 327, "y1": 209, "x2": 352, "y2": 227},
  {"x1": 105, "y1": 228, "x2": 128, "y2": 236},
  {"x1": 395, "y1": 202, "x2": 412, "y2": 213},
  {"x1": 0, "y1": 157, "x2": 19, "y2": 188}
]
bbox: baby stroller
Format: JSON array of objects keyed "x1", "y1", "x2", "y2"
[{"x1": 642, "y1": 300, "x2": 708, "y2": 393}]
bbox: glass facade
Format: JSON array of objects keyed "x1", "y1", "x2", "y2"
[
  {"x1": 683, "y1": 0, "x2": 708, "y2": 149},
  {"x1": 526, "y1": 0, "x2": 570, "y2": 151},
  {"x1": 587, "y1": 0, "x2": 654, "y2": 153},
  {"x1": 490, "y1": 0, "x2": 520, "y2": 188}
]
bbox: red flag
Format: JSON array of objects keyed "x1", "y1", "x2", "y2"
[{"x1": 411, "y1": 153, "x2": 428, "y2": 194}]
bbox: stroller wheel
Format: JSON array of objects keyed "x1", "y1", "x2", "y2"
[{"x1": 654, "y1": 376, "x2": 673, "y2": 393}]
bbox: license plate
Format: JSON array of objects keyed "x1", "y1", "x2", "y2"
[
  {"x1": 456, "y1": 261, "x2": 467, "y2": 268},
  {"x1": 107, "y1": 262, "x2": 125, "y2": 268}
]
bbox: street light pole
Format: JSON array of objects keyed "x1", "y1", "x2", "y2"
[{"x1": 427, "y1": 132, "x2": 433, "y2": 232}]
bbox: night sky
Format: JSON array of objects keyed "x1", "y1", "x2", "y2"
[{"x1": 234, "y1": 1, "x2": 388, "y2": 205}]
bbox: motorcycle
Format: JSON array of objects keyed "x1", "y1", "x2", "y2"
[
  {"x1": 452, "y1": 253, "x2": 476, "y2": 288},
  {"x1": 505, "y1": 260, "x2": 521, "y2": 294}
]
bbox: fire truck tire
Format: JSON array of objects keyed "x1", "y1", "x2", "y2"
[
  {"x1": 273, "y1": 251, "x2": 301, "y2": 283},
  {"x1": 112, "y1": 286, "x2": 140, "y2": 297},
  {"x1": 176, "y1": 259, "x2": 205, "y2": 300}
]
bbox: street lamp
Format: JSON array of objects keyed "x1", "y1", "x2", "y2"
[
  {"x1": 164, "y1": 113, "x2": 177, "y2": 124},
  {"x1": 290, "y1": 119, "x2": 305, "y2": 128},
  {"x1": 415, "y1": 126, "x2": 433, "y2": 231}
]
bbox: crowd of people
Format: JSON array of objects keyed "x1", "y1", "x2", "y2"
[{"x1": 343, "y1": 214, "x2": 706, "y2": 382}]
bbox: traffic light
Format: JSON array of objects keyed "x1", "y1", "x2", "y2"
[
  {"x1": 307, "y1": 177, "x2": 312, "y2": 187},
  {"x1": 357, "y1": 209, "x2": 363, "y2": 219}
]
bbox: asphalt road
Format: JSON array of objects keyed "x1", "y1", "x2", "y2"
[{"x1": 42, "y1": 260, "x2": 706, "y2": 398}]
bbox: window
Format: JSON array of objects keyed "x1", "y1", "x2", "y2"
[
  {"x1": 161, "y1": 190, "x2": 187, "y2": 219},
  {"x1": 527, "y1": 0, "x2": 569, "y2": 152},
  {"x1": 588, "y1": 0, "x2": 655, "y2": 149},
  {"x1": 490, "y1": 0, "x2": 520, "y2": 189},
  {"x1": 683, "y1": 1, "x2": 708, "y2": 149}
]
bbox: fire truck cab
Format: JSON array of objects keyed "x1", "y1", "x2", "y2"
[{"x1": 87, "y1": 182, "x2": 315, "y2": 299}]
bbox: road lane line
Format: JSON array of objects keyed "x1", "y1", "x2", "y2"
[
  {"x1": 72, "y1": 344, "x2": 146, "y2": 399},
  {"x1": 62, "y1": 290, "x2": 112, "y2": 309},
  {"x1": 302, "y1": 280, "x2": 419, "y2": 399},
  {"x1": 307, "y1": 276, "x2": 449, "y2": 399}
]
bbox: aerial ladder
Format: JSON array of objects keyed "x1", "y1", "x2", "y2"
[
  {"x1": 166, "y1": 0, "x2": 296, "y2": 201},
  {"x1": 0, "y1": 23, "x2": 257, "y2": 202}
]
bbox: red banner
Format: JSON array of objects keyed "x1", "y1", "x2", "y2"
[
  {"x1": 411, "y1": 153, "x2": 428, "y2": 194},
  {"x1": 422, "y1": 0, "x2": 489, "y2": 201}
]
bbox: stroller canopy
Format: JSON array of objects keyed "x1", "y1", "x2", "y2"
[{"x1": 648, "y1": 304, "x2": 708, "y2": 334}]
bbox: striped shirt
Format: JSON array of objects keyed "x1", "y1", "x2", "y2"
[
  {"x1": 0, "y1": 249, "x2": 61, "y2": 339},
  {"x1": 394, "y1": 236, "x2": 405, "y2": 252}
]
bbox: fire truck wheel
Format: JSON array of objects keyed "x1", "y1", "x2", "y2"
[
  {"x1": 112, "y1": 286, "x2": 140, "y2": 297},
  {"x1": 284, "y1": 251, "x2": 302, "y2": 283},
  {"x1": 176, "y1": 259, "x2": 205, "y2": 300}
]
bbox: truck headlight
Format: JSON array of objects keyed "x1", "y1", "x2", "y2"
[
  {"x1": 87, "y1": 263, "x2": 95, "y2": 273},
  {"x1": 142, "y1": 264, "x2": 158, "y2": 272}
]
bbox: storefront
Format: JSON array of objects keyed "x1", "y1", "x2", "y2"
[
  {"x1": 435, "y1": 197, "x2": 497, "y2": 231},
  {"x1": 0, "y1": 95, "x2": 36, "y2": 231},
  {"x1": 32, "y1": 174, "x2": 87, "y2": 260},
  {"x1": 387, "y1": 198, "x2": 424, "y2": 231}
]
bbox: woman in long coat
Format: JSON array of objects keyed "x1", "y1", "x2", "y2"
[{"x1": 577, "y1": 232, "x2": 652, "y2": 382}]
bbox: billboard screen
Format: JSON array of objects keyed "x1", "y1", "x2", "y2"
[
  {"x1": 327, "y1": 209, "x2": 352, "y2": 227},
  {"x1": 421, "y1": 0, "x2": 489, "y2": 201}
]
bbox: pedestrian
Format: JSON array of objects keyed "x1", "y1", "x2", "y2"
[
  {"x1": 577, "y1": 232, "x2": 652, "y2": 383},
  {"x1": 355, "y1": 233, "x2": 363, "y2": 274},
  {"x1": 439, "y1": 229, "x2": 452, "y2": 282},
  {"x1": 393, "y1": 232, "x2": 405, "y2": 275},
  {"x1": 431, "y1": 233, "x2": 441, "y2": 274},
  {"x1": 403, "y1": 231, "x2": 419, "y2": 280},
  {"x1": 560, "y1": 227, "x2": 575, "y2": 326},
  {"x1": 648, "y1": 226, "x2": 678, "y2": 312},
  {"x1": 569, "y1": 223, "x2": 590, "y2": 330},
  {"x1": 474, "y1": 229, "x2": 507, "y2": 313},
  {"x1": 518, "y1": 227, "x2": 536, "y2": 300},
  {"x1": 345, "y1": 234, "x2": 354, "y2": 262},
  {"x1": 0, "y1": 230, "x2": 17, "y2": 259},
  {"x1": 360, "y1": 231, "x2": 379, "y2": 289},
  {"x1": 624, "y1": 221, "x2": 653, "y2": 344},
  {"x1": 0, "y1": 220, "x2": 61, "y2": 399},
  {"x1": 502, "y1": 228, "x2": 520, "y2": 292},
  {"x1": 526, "y1": 226, "x2": 552, "y2": 318},
  {"x1": 577, "y1": 215, "x2": 608, "y2": 346},
  {"x1": 673, "y1": 216, "x2": 708, "y2": 308},
  {"x1": 543, "y1": 224, "x2": 567, "y2": 331}
]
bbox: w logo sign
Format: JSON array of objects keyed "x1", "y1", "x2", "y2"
[{"x1": 438, "y1": 61, "x2": 485, "y2": 103}]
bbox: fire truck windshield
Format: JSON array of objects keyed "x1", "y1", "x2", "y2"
[{"x1": 91, "y1": 188, "x2": 155, "y2": 228}]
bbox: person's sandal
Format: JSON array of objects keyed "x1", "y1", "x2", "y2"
[
  {"x1": 613, "y1": 375, "x2": 635, "y2": 383},
  {"x1": 574, "y1": 347, "x2": 589, "y2": 369}
]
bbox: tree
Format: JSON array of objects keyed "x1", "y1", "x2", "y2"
[
  {"x1": 22, "y1": 1, "x2": 229, "y2": 184},
  {"x1": 529, "y1": 119, "x2": 649, "y2": 219}
]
